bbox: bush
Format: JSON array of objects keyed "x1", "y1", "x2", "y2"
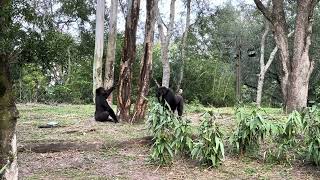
[
  {"x1": 303, "y1": 106, "x2": 320, "y2": 165},
  {"x1": 172, "y1": 118, "x2": 193, "y2": 155},
  {"x1": 230, "y1": 107, "x2": 274, "y2": 154},
  {"x1": 148, "y1": 101, "x2": 176, "y2": 164},
  {"x1": 191, "y1": 113, "x2": 225, "y2": 167}
]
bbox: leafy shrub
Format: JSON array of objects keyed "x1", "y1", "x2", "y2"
[
  {"x1": 230, "y1": 107, "x2": 274, "y2": 154},
  {"x1": 147, "y1": 101, "x2": 176, "y2": 164},
  {"x1": 191, "y1": 113, "x2": 224, "y2": 167},
  {"x1": 303, "y1": 106, "x2": 320, "y2": 165},
  {"x1": 172, "y1": 118, "x2": 193, "y2": 154}
]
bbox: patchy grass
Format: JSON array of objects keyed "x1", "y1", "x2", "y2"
[{"x1": 17, "y1": 103, "x2": 320, "y2": 179}]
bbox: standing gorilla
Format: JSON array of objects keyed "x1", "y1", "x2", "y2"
[
  {"x1": 156, "y1": 86, "x2": 184, "y2": 116},
  {"x1": 95, "y1": 86, "x2": 118, "y2": 123}
]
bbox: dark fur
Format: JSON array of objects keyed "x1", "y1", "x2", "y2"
[
  {"x1": 95, "y1": 86, "x2": 118, "y2": 123},
  {"x1": 156, "y1": 86, "x2": 184, "y2": 116}
]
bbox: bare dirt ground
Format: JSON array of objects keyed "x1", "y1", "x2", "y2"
[{"x1": 17, "y1": 104, "x2": 320, "y2": 179}]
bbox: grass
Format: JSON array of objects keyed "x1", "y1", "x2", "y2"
[{"x1": 17, "y1": 103, "x2": 320, "y2": 179}]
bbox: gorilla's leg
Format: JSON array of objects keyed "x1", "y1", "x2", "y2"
[
  {"x1": 95, "y1": 111, "x2": 114, "y2": 122},
  {"x1": 176, "y1": 95, "x2": 184, "y2": 116},
  {"x1": 108, "y1": 108, "x2": 118, "y2": 123}
]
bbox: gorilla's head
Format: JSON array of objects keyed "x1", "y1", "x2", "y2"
[
  {"x1": 156, "y1": 86, "x2": 169, "y2": 99},
  {"x1": 96, "y1": 87, "x2": 106, "y2": 96}
]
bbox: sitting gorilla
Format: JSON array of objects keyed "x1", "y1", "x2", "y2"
[
  {"x1": 156, "y1": 86, "x2": 184, "y2": 116},
  {"x1": 95, "y1": 86, "x2": 118, "y2": 123}
]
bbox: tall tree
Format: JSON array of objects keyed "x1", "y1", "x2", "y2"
[
  {"x1": 158, "y1": 0, "x2": 176, "y2": 87},
  {"x1": 93, "y1": 0, "x2": 105, "y2": 102},
  {"x1": 256, "y1": 21, "x2": 294, "y2": 106},
  {"x1": 176, "y1": 0, "x2": 191, "y2": 91},
  {"x1": 117, "y1": 0, "x2": 140, "y2": 122},
  {"x1": 131, "y1": 0, "x2": 158, "y2": 123},
  {"x1": 0, "y1": 0, "x2": 19, "y2": 179},
  {"x1": 104, "y1": 0, "x2": 118, "y2": 104},
  {"x1": 254, "y1": 0, "x2": 319, "y2": 112}
]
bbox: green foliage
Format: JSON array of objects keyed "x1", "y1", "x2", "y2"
[
  {"x1": 271, "y1": 111, "x2": 306, "y2": 162},
  {"x1": 230, "y1": 107, "x2": 274, "y2": 154},
  {"x1": 172, "y1": 118, "x2": 193, "y2": 154},
  {"x1": 266, "y1": 107, "x2": 320, "y2": 165},
  {"x1": 303, "y1": 106, "x2": 320, "y2": 165},
  {"x1": 148, "y1": 101, "x2": 176, "y2": 164},
  {"x1": 147, "y1": 101, "x2": 194, "y2": 164},
  {"x1": 191, "y1": 113, "x2": 225, "y2": 167}
]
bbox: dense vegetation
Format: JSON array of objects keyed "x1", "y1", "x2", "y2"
[{"x1": 8, "y1": 0, "x2": 320, "y2": 107}]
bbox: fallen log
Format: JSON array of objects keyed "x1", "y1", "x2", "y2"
[{"x1": 18, "y1": 136, "x2": 154, "y2": 153}]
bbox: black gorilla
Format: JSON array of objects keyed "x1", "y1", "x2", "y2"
[
  {"x1": 156, "y1": 86, "x2": 184, "y2": 116},
  {"x1": 95, "y1": 86, "x2": 118, "y2": 123}
]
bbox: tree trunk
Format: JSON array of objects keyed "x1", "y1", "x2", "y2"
[
  {"x1": 176, "y1": 0, "x2": 191, "y2": 91},
  {"x1": 131, "y1": 0, "x2": 158, "y2": 123},
  {"x1": 0, "y1": 0, "x2": 19, "y2": 178},
  {"x1": 0, "y1": 58, "x2": 19, "y2": 180},
  {"x1": 286, "y1": 0, "x2": 316, "y2": 112},
  {"x1": 93, "y1": 0, "x2": 105, "y2": 102},
  {"x1": 157, "y1": 0, "x2": 176, "y2": 87},
  {"x1": 254, "y1": 0, "x2": 318, "y2": 113},
  {"x1": 104, "y1": 0, "x2": 118, "y2": 104},
  {"x1": 117, "y1": 0, "x2": 140, "y2": 122},
  {"x1": 66, "y1": 46, "x2": 71, "y2": 84}
]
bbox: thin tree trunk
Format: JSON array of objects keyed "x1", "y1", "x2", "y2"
[
  {"x1": 104, "y1": 0, "x2": 118, "y2": 104},
  {"x1": 256, "y1": 19, "x2": 270, "y2": 107},
  {"x1": 66, "y1": 46, "x2": 71, "y2": 84},
  {"x1": 176, "y1": 0, "x2": 191, "y2": 91},
  {"x1": 131, "y1": 0, "x2": 158, "y2": 123},
  {"x1": 117, "y1": 0, "x2": 140, "y2": 122},
  {"x1": 0, "y1": 59, "x2": 19, "y2": 180},
  {"x1": 157, "y1": 0, "x2": 176, "y2": 87},
  {"x1": 93, "y1": 0, "x2": 105, "y2": 102}
]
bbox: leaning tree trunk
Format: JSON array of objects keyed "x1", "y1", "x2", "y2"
[
  {"x1": 131, "y1": 0, "x2": 158, "y2": 123},
  {"x1": 157, "y1": 0, "x2": 176, "y2": 87},
  {"x1": 93, "y1": 0, "x2": 105, "y2": 102},
  {"x1": 117, "y1": 0, "x2": 140, "y2": 122},
  {"x1": 286, "y1": 0, "x2": 316, "y2": 112},
  {"x1": 104, "y1": 0, "x2": 118, "y2": 104},
  {"x1": 176, "y1": 0, "x2": 191, "y2": 91},
  {"x1": 0, "y1": 57, "x2": 19, "y2": 179}
]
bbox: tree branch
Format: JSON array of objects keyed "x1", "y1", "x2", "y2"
[{"x1": 254, "y1": 0, "x2": 273, "y2": 23}]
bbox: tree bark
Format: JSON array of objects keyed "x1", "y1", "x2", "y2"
[
  {"x1": 286, "y1": 0, "x2": 317, "y2": 112},
  {"x1": 104, "y1": 0, "x2": 118, "y2": 104},
  {"x1": 254, "y1": 0, "x2": 319, "y2": 112},
  {"x1": 66, "y1": 46, "x2": 71, "y2": 84},
  {"x1": 93, "y1": 0, "x2": 105, "y2": 102},
  {"x1": 176, "y1": 0, "x2": 191, "y2": 92},
  {"x1": 0, "y1": 58, "x2": 19, "y2": 180},
  {"x1": 256, "y1": 20, "x2": 270, "y2": 107},
  {"x1": 131, "y1": 0, "x2": 158, "y2": 123},
  {"x1": 157, "y1": 0, "x2": 176, "y2": 87},
  {"x1": 117, "y1": 0, "x2": 140, "y2": 122},
  {"x1": 0, "y1": 0, "x2": 19, "y2": 179}
]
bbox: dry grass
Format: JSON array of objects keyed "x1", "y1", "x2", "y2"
[{"x1": 17, "y1": 104, "x2": 320, "y2": 179}]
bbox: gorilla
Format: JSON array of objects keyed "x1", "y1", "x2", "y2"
[
  {"x1": 95, "y1": 86, "x2": 118, "y2": 123},
  {"x1": 156, "y1": 86, "x2": 184, "y2": 116}
]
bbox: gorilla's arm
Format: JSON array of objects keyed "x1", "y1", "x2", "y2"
[{"x1": 104, "y1": 86, "x2": 116, "y2": 98}]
